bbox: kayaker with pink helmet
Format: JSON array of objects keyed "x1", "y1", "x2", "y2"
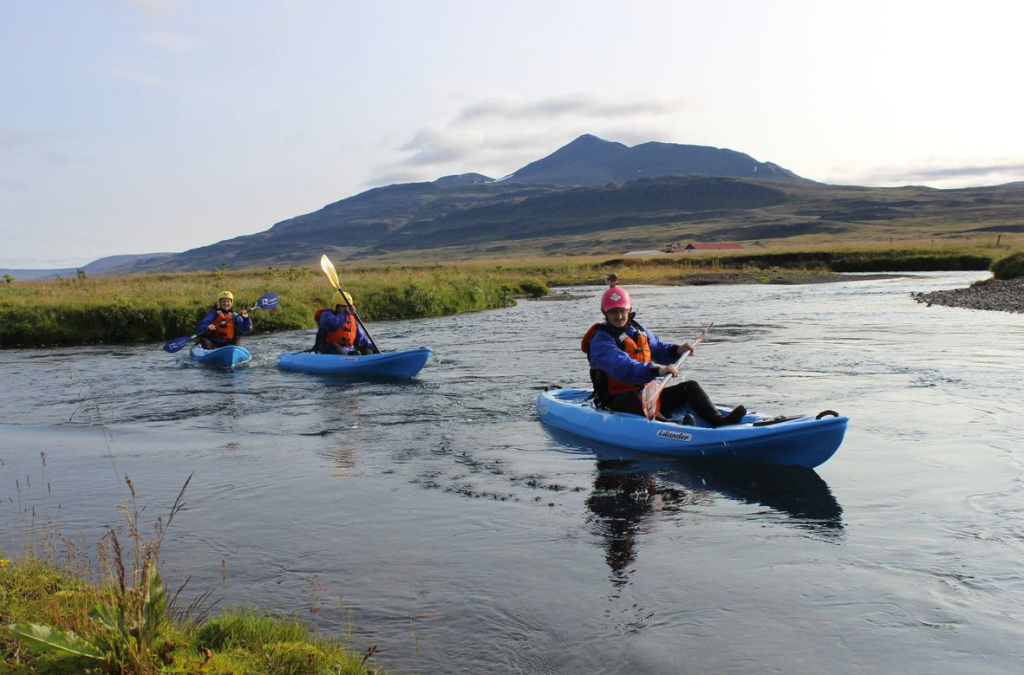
[{"x1": 581, "y1": 276, "x2": 745, "y2": 426}]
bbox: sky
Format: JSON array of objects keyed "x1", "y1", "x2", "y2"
[{"x1": 2, "y1": 0, "x2": 1023, "y2": 268}]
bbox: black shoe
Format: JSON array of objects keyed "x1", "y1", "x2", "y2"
[
  {"x1": 713, "y1": 405, "x2": 747, "y2": 428},
  {"x1": 681, "y1": 414, "x2": 696, "y2": 426}
]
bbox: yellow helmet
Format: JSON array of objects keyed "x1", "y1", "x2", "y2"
[
  {"x1": 218, "y1": 290, "x2": 234, "y2": 301},
  {"x1": 332, "y1": 291, "x2": 354, "y2": 307}
]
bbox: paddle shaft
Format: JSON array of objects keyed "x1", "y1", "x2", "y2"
[
  {"x1": 641, "y1": 322, "x2": 714, "y2": 420},
  {"x1": 162, "y1": 293, "x2": 277, "y2": 353},
  {"x1": 320, "y1": 255, "x2": 381, "y2": 353}
]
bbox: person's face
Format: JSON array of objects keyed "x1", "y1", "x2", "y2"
[
  {"x1": 219, "y1": 297, "x2": 233, "y2": 311},
  {"x1": 605, "y1": 307, "x2": 629, "y2": 328}
]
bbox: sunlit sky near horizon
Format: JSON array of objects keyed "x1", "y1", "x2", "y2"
[{"x1": 2, "y1": 0, "x2": 1023, "y2": 268}]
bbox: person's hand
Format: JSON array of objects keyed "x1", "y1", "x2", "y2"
[
  {"x1": 678, "y1": 342, "x2": 695, "y2": 357},
  {"x1": 240, "y1": 309, "x2": 248, "y2": 319},
  {"x1": 658, "y1": 364, "x2": 679, "y2": 378}
]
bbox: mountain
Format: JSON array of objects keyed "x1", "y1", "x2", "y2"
[
  {"x1": 506, "y1": 134, "x2": 808, "y2": 185},
  {"x1": 16, "y1": 135, "x2": 1024, "y2": 276},
  {"x1": 108, "y1": 135, "x2": 820, "y2": 272},
  {"x1": 1, "y1": 252, "x2": 175, "y2": 281}
]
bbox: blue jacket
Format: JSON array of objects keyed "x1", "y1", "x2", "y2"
[
  {"x1": 587, "y1": 322, "x2": 679, "y2": 386},
  {"x1": 197, "y1": 308, "x2": 252, "y2": 335},
  {"x1": 318, "y1": 309, "x2": 371, "y2": 350}
]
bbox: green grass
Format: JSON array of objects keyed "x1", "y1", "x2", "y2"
[
  {"x1": 1, "y1": 471, "x2": 382, "y2": 675},
  {"x1": 0, "y1": 246, "x2": 1000, "y2": 348}
]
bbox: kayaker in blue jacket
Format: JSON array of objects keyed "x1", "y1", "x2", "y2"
[
  {"x1": 581, "y1": 283, "x2": 745, "y2": 427},
  {"x1": 315, "y1": 291, "x2": 375, "y2": 355},
  {"x1": 196, "y1": 290, "x2": 252, "y2": 349}
]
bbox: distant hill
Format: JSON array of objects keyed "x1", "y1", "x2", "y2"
[
  {"x1": 1, "y1": 253, "x2": 175, "y2": 281},
  {"x1": 12, "y1": 135, "x2": 1024, "y2": 277},
  {"x1": 110, "y1": 135, "x2": 824, "y2": 272},
  {"x1": 506, "y1": 134, "x2": 808, "y2": 185}
]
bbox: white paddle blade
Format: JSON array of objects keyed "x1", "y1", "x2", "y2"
[{"x1": 320, "y1": 254, "x2": 340, "y2": 289}]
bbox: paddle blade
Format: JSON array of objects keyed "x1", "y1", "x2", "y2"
[
  {"x1": 641, "y1": 380, "x2": 661, "y2": 421},
  {"x1": 320, "y1": 254, "x2": 340, "y2": 290},
  {"x1": 162, "y1": 336, "x2": 193, "y2": 353},
  {"x1": 252, "y1": 292, "x2": 279, "y2": 311}
]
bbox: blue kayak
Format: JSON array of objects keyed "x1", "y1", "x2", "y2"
[
  {"x1": 537, "y1": 388, "x2": 847, "y2": 468},
  {"x1": 189, "y1": 344, "x2": 251, "y2": 368},
  {"x1": 276, "y1": 348, "x2": 432, "y2": 378}
]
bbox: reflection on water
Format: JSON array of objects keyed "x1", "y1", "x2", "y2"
[{"x1": 587, "y1": 455, "x2": 844, "y2": 585}]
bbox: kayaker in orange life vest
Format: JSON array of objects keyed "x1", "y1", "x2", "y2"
[
  {"x1": 314, "y1": 291, "x2": 375, "y2": 355},
  {"x1": 582, "y1": 284, "x2": 746, "y2": 427},
  {"x1": 196, "y1": 290, "x2": 252, "y2": 349}
]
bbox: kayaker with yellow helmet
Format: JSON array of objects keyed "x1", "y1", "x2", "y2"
[
  {"x1": 314, "y1": 290, "x2": 374, "y2": 355},
  {"x1": 196, "y1": 290, "x2": 252, "y2": 349},
  {"x1": 581, "y1": 280, "x2": 745, "y2": 427}
]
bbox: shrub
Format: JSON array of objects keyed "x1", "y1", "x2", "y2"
[{"x1": 991, "y1": 250, "x2": 1024, "y2": 280}]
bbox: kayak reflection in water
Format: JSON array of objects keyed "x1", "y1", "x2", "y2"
[
  {"x1": 586, "y1": 458, "x2": 845, "y2": 584},
  {"x1": 196, "y1": 290, "x2": 252, "y2": 349},
  {"x1": 581, "y1": 278, "x2": 745, "y2": 427},
  {"x1": 313, "y1": 291, "x2": 375, "y2": 355}
]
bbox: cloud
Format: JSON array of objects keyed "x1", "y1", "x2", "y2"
[
  {"x1": 367, "y1": 91, "x2": 688, "y2": 187},
  {"x1": 0, "y1": 178, "x2": 29, "y2": 191},
  {"x1": 0, "y1": 132, "x2": 41, "y2": 152},
  {"x1": 118, "y1": 0, "x2": 193, "y2": 16},
  {"x1": 142, "y1": 31, "x2": 199, "y2": 52},
  {"x1": 103, "y1": 63, "x2": 177, "y2": 91},
  {"x1": 834, "y1": 159, "x2": 1024, "y2": 188},
  {"x1": 457, "y1": 92, "x2": 682, "y2": 122}
]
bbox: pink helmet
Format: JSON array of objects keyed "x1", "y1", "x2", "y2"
[{"x1": 601, "y1": 286, "x2": 631, "y2": 312}]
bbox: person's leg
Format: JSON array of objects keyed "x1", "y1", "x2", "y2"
[
  {"x1": 320, "y1": 342, "x2": 344, "y2": 355},
  {"x1": 605, "y1": 390, "x2": 645, "y2": 416},
  {"x1": 661, "y1": 380, "x2": 745, "y2": 427},
  {"x1": 198, "y1": 336, "x2": 215, "y2": 349}
]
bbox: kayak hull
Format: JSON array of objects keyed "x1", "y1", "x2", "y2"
[
  {"x1": 536, "y1": 389, "x2": 847, "y2": 469},
  {"x1": 189, "y1": 345, "x2": 251, "y2": 368},
  {"x1": 276, "y1": 348, "x2": 432, "y2": 378}
]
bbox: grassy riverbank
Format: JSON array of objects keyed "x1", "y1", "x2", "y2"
[
  {"x1": 0, "y1": 246, "x2": 1010, "y2": 348},
  {"x1": 1, "y1": 472, "x2": 381, "y2": 675}
]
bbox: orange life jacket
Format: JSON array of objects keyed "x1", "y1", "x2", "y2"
[
  {"x1": 317, "y1": 309, "x2": 358, "y2": 347},
  {"x1": 581, "y1": 322, "x2": 652, "y2": 395},
  {"x1": 206, "y1": 310, "x2": 236, "y2": 341}
]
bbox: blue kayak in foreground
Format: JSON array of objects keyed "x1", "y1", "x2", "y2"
[
  {"x1": 537, "y1": 388, "x2": 847, "y2": 468},
  {"x1": 276, "y1": 348, "x2": 432, "y2": 378},
  {"x1": 188, "y1": 344, "x2": 251, "y2": 368}
]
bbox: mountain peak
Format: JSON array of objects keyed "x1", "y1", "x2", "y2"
[{"x1": 508, "y1": 135, "x2": 807, "y2": 186}]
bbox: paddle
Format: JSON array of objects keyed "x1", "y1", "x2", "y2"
[
  {"x1": 161, "y1": 292, "x2": 280, "y2": 353},
  {"x1": 319, "y1": 254, "x2": 381, "y2": 354},
  {"x1": 641, "y1": 322, "x2": 714, "y2": 421}
]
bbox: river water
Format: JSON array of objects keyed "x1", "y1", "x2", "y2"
[{"x1": 2, "y1": 271, "x2": 1023, "y2": 674}]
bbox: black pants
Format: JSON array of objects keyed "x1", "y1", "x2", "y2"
[
  {"x1": 319, "y1": 341, "x2": 374, "y2": 356},
  {"x1": 199, "y1": 336, "x2": 239, "y2": 349},
  {"x1": 606, "y1": 380, "x2": 723, "y2": 424}
]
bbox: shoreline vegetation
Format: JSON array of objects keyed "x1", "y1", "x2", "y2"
[
  {"x1": 0, "y1": 246, "x2": 1016, "y2": 349},
  {"x1": 1, "y1": 473, "x2": 382, "y2": 674}
]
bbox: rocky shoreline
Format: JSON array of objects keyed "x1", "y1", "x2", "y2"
[{"x1": 912, "y1": 277, "x2": 1024, "y2": 314}]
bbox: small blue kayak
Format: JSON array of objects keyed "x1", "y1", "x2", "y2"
[
  {"x1": 276, "y1": 348, "x2": 432, "y2": 378},
  {"x1": 189, "y1": 344, "x2": 251, "y2": 368},
  {"x1": 537, "y1": 389, "x2": 847, "y2": 468}
]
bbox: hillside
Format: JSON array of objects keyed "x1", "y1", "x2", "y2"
[{"x1": 17, "y1": 135, "x2": 1024, "y2": 276}]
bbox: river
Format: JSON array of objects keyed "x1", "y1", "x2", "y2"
[{"x1": 1, "y1": 271, "x2": 1022, "y2": 674}]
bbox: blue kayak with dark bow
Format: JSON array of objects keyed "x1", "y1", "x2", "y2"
[
  {"x1": 537, "y1": 388, "x2": 847, "y2": 468},
  {"x1": 276, "y1": 348, "x2": 432, "y2": 378}
]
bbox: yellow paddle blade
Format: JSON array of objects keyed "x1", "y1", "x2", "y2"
[{"x1": 319, "y1": 254, "x2": 340, "y2": 289}]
